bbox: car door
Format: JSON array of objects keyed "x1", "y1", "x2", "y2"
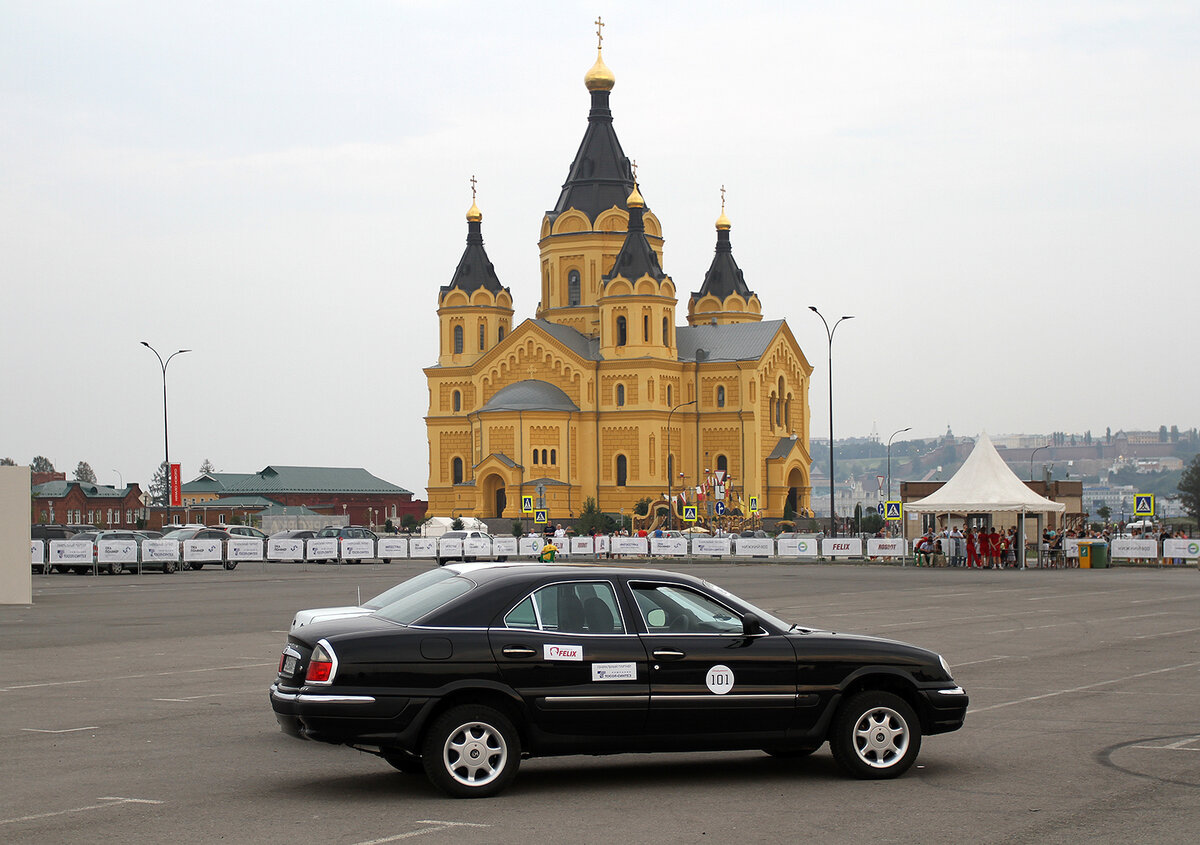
[
  {"x1": 490, "y1": 579, "x2": 649, "y2": 737},
  {"x1": 629, "y1": 580, "x2": 797, "y2": 737}
]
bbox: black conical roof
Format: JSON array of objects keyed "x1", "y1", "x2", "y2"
[
  {"x1": 603, "y1": 200, "x2": 666, "y2": 284},
  {"x1": 548, "y1": 90, "x2": 636, "y2": 223},
  {"x1": 441, "y1": 219, "x2": 508, "y2": 297},
  {"x1": 692, "y1": 228, "x2": 753, "y2": 301}
]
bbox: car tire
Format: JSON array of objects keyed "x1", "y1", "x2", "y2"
[
  {"x1": 421, "y1": 704, "x2": 521, "y2": 798},
  {"x1": 109, "y1": 562, "x2": 124, "y2": 576},
  {"x1": 830, "y1": 690, "x2": 922, "y2": 779},
  {"x1": 381, "y1": 748, "x2": 424, "y2": 774},
  {"x1": 163, "y1": 560, "x2": 177, "y2": 574},
  {"x1": 191, "y1": 563, "x2": 204, "y2": 570},
  {"x1": 224, "y1": 561, "x2": 238, "y2": 570},
  {"x1": 763, "y1": 746, "x2": 818, "y2": 759}
]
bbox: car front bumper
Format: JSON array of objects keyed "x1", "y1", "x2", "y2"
[{"x1": 921, "y1": 685, "x2": 969, "y2": 734}]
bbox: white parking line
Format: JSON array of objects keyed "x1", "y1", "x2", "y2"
[
  {"x1": 0, "y1": 661, "x2": 275, "y2": 692},
  {"x1": 152, "y1": 694, "x2": 228, "y2": 702},
  {"x1": 21, "y1": 726, "x2": 98, "y2": 734},
  {"x1": 953, "y1": 656, "x2": 1012, "y2": 667},
  {"x1": 967, "y1": 660, "x2": 1200, "y2": 715},
  {"x1": 1131, "y1": 627, "x2": 1200, "y2": 639},
  {"x1": 983, "y1": 611, "x2": 1172, "y2": 635},
  {"x1": 0, "y1": 797, "x2": 162, "y2": 826},
  {"x1": 353, "y1": 820, "x2": 489, "y2": 844}
]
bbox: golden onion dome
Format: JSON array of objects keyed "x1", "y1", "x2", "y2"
[
  {"x1": 584, "y1": 49, "x2": 615, "y2": 91},
  {"x1": 626, "y1": 182, "x2": 644, "y2": 208},
  {"x1": 466, "y1": 200, "x2": 482, "y2": 223},
  {"x1": 716, "y1": 209, "x2": 732, "y2": 230}
]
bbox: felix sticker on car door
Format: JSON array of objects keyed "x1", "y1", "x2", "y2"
[{"x1": 544, "y1": 644, "x2": 583, "y2": 661}]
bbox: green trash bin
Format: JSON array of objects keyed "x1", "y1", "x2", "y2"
[{"x1": 1082, "y1": 540, "x2": 1108, "y2": 569}]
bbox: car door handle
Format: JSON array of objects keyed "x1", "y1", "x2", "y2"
[
  {"x1": 502, "y1": 645, "x2": 538, "y2": 658},
  {"x1": 652, "y1": 649, "x2": 686, "y2": 660}
]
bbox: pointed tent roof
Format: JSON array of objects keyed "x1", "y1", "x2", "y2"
[
  {"x1": 440, "y1": 213, "x2": 507, "y2": 297},
  {"x1": 692, "y1": 223, "x2": 754, "y2": 302},
  {"x1": 549, "y1": 87, "x2": 635, "y2": 224},
  {"x1": 907, "y1": 433, "x2": 1065, "y2": 513},
  {"x1": 602, "y1": 195, "x2": 666, "y2": 285}
]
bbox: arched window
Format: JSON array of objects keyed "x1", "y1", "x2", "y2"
[
  {"x1": 498, "y1": 324, "x2": 505, "y2": 342},
  {"x1": 716, "y1": 386, "x2": 725, "y2": 408},
  {"x1": 666, "y1": 384, "x2": 672, "y2": 406},
  {"x1": 616, "y1": 454, "x2": 628, "y2": 487},
  {"x1": 643, "y1": 314, "x2": 649, "y2": 342},
  {"x1": 717, "y1": 454, "x2": 728, "y2": 474},
  {"x1": 533, "y1": 449, "x2": 539, "y2": 465},
  {"x1": 616, "y1": 384, "x2": 625, "y2": 406},
  {"x1": 451, "y1": 457, "x2": 463, "y2": 484},
  {"x1": 550, "y1": 449, "x2": 557, "y2": 465},
  {"x1": 785, "y1": 396, "x2": 792, "y2": 430},
  {"x1": 452, "y1": 390, "x2": 461, "y2": 412},
  {"x1": 774, "y1": 393, "x2": 781, "y2": 427},
  {"x1": 453, "y1": 325, "x2": 463, "y2": 354},
  {"x1": 663, "y1": 316, "x2": 669, "y2": 346},
  {"x1": 479, "y1": 323, "x2": 486, "y2": 351},
  {"x1": 616, "y1": 316, "x2": 627, "y2": 346},
  {"x1": 541, "y1": 449, "x2": 548, "y2": 465},
  {"x1": 568, "y1": 270, "x2": 581, "y2": 306}
]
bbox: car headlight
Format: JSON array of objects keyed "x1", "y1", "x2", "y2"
[{"x1": 939, "y1": 654, "x2": 953, "y2": 680}]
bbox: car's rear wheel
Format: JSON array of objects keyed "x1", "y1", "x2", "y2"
[
  {"x1": 163, "y1": 560, "x2": 177, "y2": 574},
  {"x1": 421, "y1": 704, "x2": 520, "y2": 798},
  {"x1": 108, "y1": 562, "x2": 123, "y2": 575},
  {"x1": 381, "y1": 748, "x2": 423, "y2": 774},
  {"x1": 224, "y1": 561, "x2": 238, "y2": 570},
  {"x1": 191, "y1": 563, "x2": 204, "y2": 570},
  {"x1": 830, "y1": 690, "x2": 921, "y2": 779}
]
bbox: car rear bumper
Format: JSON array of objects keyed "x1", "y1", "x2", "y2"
[
  {"x1": 269, "y1": 683, "x2": 424, "y2": 746},
  {"x1": 921, "y1": 685, "x2": 969, "y2": 734}
]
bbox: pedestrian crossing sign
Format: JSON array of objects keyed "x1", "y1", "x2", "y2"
[
  {"x1": 1135, "y1": 494, "x2": 1154, "y2": 517},
  {"x1": 748, "y1": 496, "x2": 759, "y2": 512},
  {"x1": 683, "y1": 505, "x2": 698, "y2": 522},
  {"x1": 534, "y1": 509, "x2": 548, "y2": 524},
  {"x1": 885, "y1": 501, "x2": 902, "y2": 521},
  {"x1": 521, "y1": 495, "x2": 534, "y2": 513}
]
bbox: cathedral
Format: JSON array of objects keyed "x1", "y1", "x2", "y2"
[{"x1": 425, "y1": 31, "x2": 813, "y2": 523}]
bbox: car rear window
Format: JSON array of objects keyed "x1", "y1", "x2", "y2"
[
  {"x1": 362, "y1": 568, "x2": 460, "y2": 610},
  {"x1": 371, "y1": 575, "x2": 475, "y2": 625}
]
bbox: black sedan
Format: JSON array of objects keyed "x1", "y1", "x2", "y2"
[{"x1": 270, "y1": 565, "x2": 967, "y2": 798}]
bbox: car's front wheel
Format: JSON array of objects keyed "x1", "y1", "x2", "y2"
[
  {"x1": 163, "y1": 560, "x2": 177, "y2": 574},
  {"x1": 108, "y1": 561, "x2": 124, "y2": 575},
  {"x1": 421, "y1": 704, "x2": 521, "y2": 798},
  {"x1": 830, "y1": 690, "x2": 921, "y2": 779}
]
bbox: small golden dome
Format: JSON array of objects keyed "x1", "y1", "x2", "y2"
[
  {"x1": 626, "y1": 182, "x2": 644, "y2": 208},
  {"x1": 466, "y1": 200, "x2": 482, "y2": 222},
  {"x1": 585, "y1": 49, "x2": 615, "y2": 91},
  {"x1": 716, "y1": 209, "x2": 731, "y2": 230}
]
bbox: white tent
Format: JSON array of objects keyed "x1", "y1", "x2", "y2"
[{"x1": 907, "y1": 433, "x2": 1065, "y2": 515}]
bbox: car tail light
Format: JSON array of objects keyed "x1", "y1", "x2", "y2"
[{"x1": 305, "y1": 641, "x2": 336, "y2": 684}]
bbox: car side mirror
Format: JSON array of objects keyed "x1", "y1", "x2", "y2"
[{"x1": 742, "y1": 612, "x2": 764, "y2": 636}]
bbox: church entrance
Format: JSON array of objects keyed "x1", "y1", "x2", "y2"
[
  {"x1": 785, "y1": 466, "x2": 806, "y2": 519},
  {"x1": 481, "y1": 473, "x2": 508, "y2": 518},
  {"x1": 494, "y1": 487, "x2": 507, "y2": 519}
]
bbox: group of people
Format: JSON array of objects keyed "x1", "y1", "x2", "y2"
[{"x1": 913, "y1": 526, "x2": 1021, "y2": 569}]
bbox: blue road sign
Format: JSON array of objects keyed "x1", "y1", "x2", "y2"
[
  {"x1": 1135, "y1": 494, "x2": 1154, "y2": 517},
  {"x1": 715, "y1": 502, "x2": 726, "y2": 515},
  {"x1": 885, "y1": 501, "x2": 902, "y2": 521},
  {"x1": 683, "y1": 505, "x2": 698, "y2": 522}
]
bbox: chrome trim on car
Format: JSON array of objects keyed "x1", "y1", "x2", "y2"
[
  {"x1": 650, "y1": 694, "x2": 797, "y2": 702},
  {"x1": 307, "y1": 638, "x2": 338, "y2": 686},
  {"x1": 936, "y1": 686, "x2": 966, "y2": 696},
  {"x1": 542, "y1": 695, "x2": 651, "y2": 704},
  {"x1": 502, "y1": 579, "x2": 628, "y2": 635},
  {"x1": 296, "y1": 694, "x2": 377, "y2": 705},
  {"x1": 269, "y1": 684, "x2": 298, "y2": 702}
]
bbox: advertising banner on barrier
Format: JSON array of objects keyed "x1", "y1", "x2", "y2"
[
  {"x1": 650, "y1": 537, "x2": 687, "y2": 556},
  {"x1": 143, "y1": 539, "x2": 180, "y2": 562},
  {"x1": 50, "y1": 539, "x2": 92, "y2": 563},
  {"x1": 1164, "y1": 538, "x2": 1200, "y2": 559},
  {"x1": 268, "y1": 538, "x2": 305, "y2": 561},
  {"x1": 185, "y1": 540, "x2": 223, "y2": 562},
  {"x1": 409, "y1": 538, "x2": 436, "y2": 558},
  {"x1": 1110, "y1": 538, "x2": 1158, "y2": 559},
  {"x1": 98, "y1": 539, "x2": 138, "y2": 563},
  {"x1": 518, "y1": 537, "x2": 544, "y2": 556},
  {"x1": 341, "y1": 539, "x2": 375, "y2": 560},
  {"x1": 866, "y1": 538, "x2": 906, "y2": 558},
  {"x1": 464, "y1": 537, "x2": 491, "y2": 557},
  {"x1": 307, "y1": 538, "x2": 338, "y2": 560},
  {"x1": 776, "y1": 538, "x2": 799, "y2": 555},
  {"x1": 734, "y1": 538, "x2": 773, "y2": 556},
  {"x1": 228, "y1": 539, "x2": 264, "y2": 561},
  {"x1": 795, "y1": 537, "x2": 820, "y2": 557},
  {"x1": 613, "y1": 537, "x2": 648, "y2": 555},
  {"x1": 439, "y1": 538, "x2": 463, "y2": 558},
  {"x1": 31, "y1": 540, "x2": 43, "y2": 565},
  {"x1": 570, "y1": 537, "x2": 594, "y2": 555},
  {"x1": 492, "y1": 536, "x2": 518, "y2": 557},
  {"x1": 822, "y1": 538, "x2": 863, "y2": 557},
  {"x1": 692, "y1": 537, "x2": 731, "y2": 556},
  {"x1": 1063, "y1": 538, "x2": 1080, "y2": 559},
  {"x1": 377, "y1": 537, "x2": 408, "y2": 559},
  {"x1": 595, "y1": 535, "x2": 611, "y2": 555}
]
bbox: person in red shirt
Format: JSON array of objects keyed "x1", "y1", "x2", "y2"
[
  {"x1": 988, "y1": 528, "x2": 1002, "y2": 569},
  {"x1": 966, "y1": 528, "x2": 979, "y2": 569}
]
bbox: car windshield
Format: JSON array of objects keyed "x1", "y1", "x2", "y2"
[
  {"x1": 371, "y1": 574, "x2": 475, "y2": 625},
  {"x1": 162, "y1": 529, "x2": 196, "y2": 540}
]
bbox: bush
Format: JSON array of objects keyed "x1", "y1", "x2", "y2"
[
  {"x1": 634, "y1": 497, "x2": 652, "y2": 516},
  {"x1": 451, "y1": 517, "x2": 464, "y2": 531},
  {"x1": 511, "y1": 520, "x2": 524, "y2": 537}
]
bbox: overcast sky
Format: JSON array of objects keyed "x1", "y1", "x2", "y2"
[{"x1": 3, "y1": 1, "x2": 1197, "y2": 498}]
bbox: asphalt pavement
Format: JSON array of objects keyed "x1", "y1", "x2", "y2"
[{"x1": 2, "y1": 561, "x2": 1198, "y2": 844}]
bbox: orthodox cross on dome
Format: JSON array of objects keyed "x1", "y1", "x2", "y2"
[
  {"x1": 594, "y1": 16, "x2": 604, "y2": 48},
  {"x1": 631, "y1": 159, "x2": 638, "y2": 181},
  {"x1": 470, "y1": 174, "x2": 477, "y2": 201},
  {"x1": 720, "y1": 184, "x2": 726, "y2": 212}
]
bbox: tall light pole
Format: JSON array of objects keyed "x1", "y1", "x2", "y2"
[
  {"x1": 666, "y1": 399, "x2": 697, "y2": 530},
  {"x1": 1030, "y1": 444, "x2": 1049, "y2": 481},
  {"x1": 809, "y1": 307, "x2": 853, "y2": 538},
  {"x1": 886, "y1": 426, "x2": 911, "y2": 506},
  {"x1": 142, "y1": 342, "x2": 191, "y2": 528}
]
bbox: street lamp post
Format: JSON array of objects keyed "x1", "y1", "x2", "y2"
[
  {"x1": 141, "y1": 342, "x2": 191, "y2": 529},
  {"x1": 886, "y1": 426, "x2": 911, "y2": 535},
  {"x1": 666, "y1": 399, "x2": 697, "y2": 530},
  {"x1": 1030, "y1": 444, "x2": 1049, "y2": 481},
  {"x1": 809, "y1": 307, "x2": 853, "y2": 538}
]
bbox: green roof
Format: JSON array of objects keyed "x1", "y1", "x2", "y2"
[
  {"x1": 224, "y1": 466, "x2": 412, "y2": 496},
  {"x1": 186, "y1": 495, "x2": 278, "y2": 510},
  {"x1": 254, "y1": 503, "x2": 327, "y2": 517},
  {"x1": 182, "y1": 473, "x2": 254, "y2": 494}
]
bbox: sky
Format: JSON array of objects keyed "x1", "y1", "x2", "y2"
[{"x1": 3, "y1": 1, "x2": 1198, "y2": 498}]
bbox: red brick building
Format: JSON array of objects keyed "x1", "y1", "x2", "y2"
[{"x1": 32, "y1": 481, "x2": 146, "y2": 528}]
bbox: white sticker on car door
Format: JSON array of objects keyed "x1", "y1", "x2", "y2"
[
  {"x1": 706, "y1": 664, "x2": 734, "y2": 694},
  {"x1": 592, "y1": 662, "x2": 637, "y2": 681},
  {"x1": 544, "y1": 644, "x2": 583, "y2": 661}
]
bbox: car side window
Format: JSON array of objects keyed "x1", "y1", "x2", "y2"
[
  {"x1": 632, "y1": 584, "x2": 744, "y2": 634},
  {"x1": 505, "y1": 582, "x2": 624, "y2": 635}
]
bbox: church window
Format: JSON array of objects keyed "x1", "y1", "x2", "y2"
[
  {"x1": 568, "y1": 270, "x2": 581, "y2": 306},
  {"x1": 479, "y1": 323, "x2": 486, "y2": 351},
  {"x1": 551, "y1": 449, "x2": 557, "y2": 465},
  {"x1": 716, "y1": 386, "x2": 725, "y2": 408},
  {"x1": 717, "y1": 454, "x2": 728, "y2": 474},
  {"x1": 666, "y1": 384, "x2": 672, "y2": 406},
  {"x1": 452, "y1": 390, "x2": 461, "y2": 412},
  {"x1": 663, "y1": 316, "x2": 669, "y2": 346},
  {"x1": 616, "y1": 316, "x2": 627, "y2": 346},
  {"x1": 542, "y1": 449, "x2": 548, "y2": 465},
  {"x1": 785, "y1": 396, "x2": 792, "y2": 430},
  {"x1": 533, "y1": 449, "x2": 539, "y2": 465},
  {"x1": 616, "y1": 384, "x2": 625, "y2": 406},
  {"x1": 498, "y1": 324, "x2": 505, "y2": 342},
  {"x1": 451, "y1": 457, "x2": 463, "y2": 485},
  {"x1": 616, "y1": 454, "x2": 628, "y2": 487},
  {"x1": 453, "y1": 325, "x2": 463, "y2": 354},
  {"x1": 643, "y1": 315, "x2": 649, "y2": 342}
]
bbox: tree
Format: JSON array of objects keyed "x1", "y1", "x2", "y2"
[
  {"x1": 1179, "y1": 455, "x2": 1200, "y2": 528},
  {"x1": 198, "y1": 458, "x2": 216, "y2": 475},
  {"x1": 1097, "y1": 504, "x2": 1111, "y2": 523},
  {"x1": 0, "y1": 457, "x2": 15, "y2": 466},
  {"x1": 31, "y1": 456, "x2": 55, "y2": 473},
  {"x1": 150, "y1": 461, "x2": 169, "y2": 506},
  {"x1": 575, "y1": 497, "x2": 607, "y2": 536},
  {"x1": 862, "y1": 512, "x2": 884, "y2": 533},
  {"x1": 451, "y1": 516, "x2": 464, "y2": 531},
  {"x1": 73, "y1": 461, "x2": 97, "y2": 483},
  {"x1": 633, "y1": 497, "x2": 652, "y2": 516}
]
